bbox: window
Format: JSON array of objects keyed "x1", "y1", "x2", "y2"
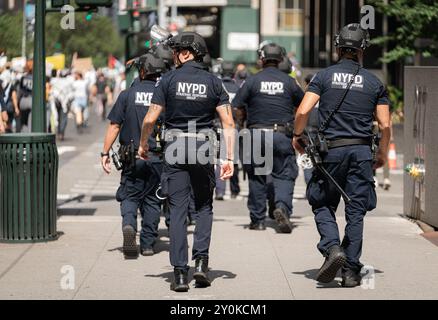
[{"x1": 278, "y1": 0, "x2": 304, "y2": 32}]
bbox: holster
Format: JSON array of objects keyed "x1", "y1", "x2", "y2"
[
  {"x1": 285, "y1": 122, "x2": 294, "y2": 137},
  {"x1": 371, "y1": 133, "x2": 380, "y2": 164},
  {"x1": 315, "y1": 133, "x2": 329, "y2": 156},
  {"x1": 118, "y1": 140, "x2": 136, "y2": 170}
]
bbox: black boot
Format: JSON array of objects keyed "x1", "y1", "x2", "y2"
[
  {"x1": 171, "y1": 268, "x2": 189, "y2": 292},
  {"x1": 122, "y1": 225, "x2": 138, "y2": 259},
  {"x1": 316, "y1": 245, "x2": 347, "y2": 283},
  {"x1": 273, "y1": 208, "x2": 292, "y2": 234},
  {"x1": 193, "y1": 257, "x2": 211, "y2": 288},
  {"x1": 341, "y1": 269, "x2": 362, "y2": 288},
  {"x1": 249, "y1": 221, "x2": 266, "y2": 231}
]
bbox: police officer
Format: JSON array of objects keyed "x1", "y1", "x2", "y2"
[
  {"x1": 278, "y1": 55, "x2": 292, "y2": 75},
  {"x1": 293, "y1": 23, "x2": 391, "y2": 287},
  {"x1": 153, "y1": 43, "x2": 174, "y2": 71},
  {"x1": 101, "y1": 51, "x2": 167, "y2": 258},
  {"x1": 138, "y1": 31, "x2": 235, "y2": 292},
  {"x1": 302, "y1": 74, "x2": 319, "y2": 185},
  {"x1": 129, "y1": 43, "x2": 174, "y2": 88},
  {"x1": 214, "y1": 61, "x2": 241, "y2": 200},
  {"x1": 232, "y1": 43, "x2": 304, "y2": 233},
  {"x1": 201, "y1": 53, "x2": 213, "y2": 72}
]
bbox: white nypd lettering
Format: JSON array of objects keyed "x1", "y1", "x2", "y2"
[
  {"x1": 332, "y1": 73, "x2": 364, "y2": 89},
  {"x1": 22, "y1": 77, "x2": 33, "y2": 91},
  {"x1": 135, "y1": 92, "x2": 153, "y2": 107},
  {"x1": 260, "y1": 82, "x2": 284, "y2": 95},
  {"x1": 176, "y1": 82, "x2": 208, "y2": 100}
]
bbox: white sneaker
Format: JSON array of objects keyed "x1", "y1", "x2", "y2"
[{"x1": 374, "y1": 176, "x2": 379, "y2": 188}]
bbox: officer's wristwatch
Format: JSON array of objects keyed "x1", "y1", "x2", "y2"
[
  {"x1": 293, "y1": 132, "x2": 303, "y2": 138},
  {"x1": 100, "y1": 152, "x2": 110, "y2": 158}
]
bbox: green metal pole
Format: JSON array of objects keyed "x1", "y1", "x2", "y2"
[{"x1": 31, "y1": 0, "x2": 46, "y2": 133}]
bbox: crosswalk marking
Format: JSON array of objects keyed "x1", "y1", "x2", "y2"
[{"x1": 57, "y1": 146, "x2": 77, "y2": 155}]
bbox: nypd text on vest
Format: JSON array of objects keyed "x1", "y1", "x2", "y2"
[
  {"x1": 332, "y1": 73, "x2": 364, "y2": 89},
  {"x1": 176, "y1": 82, "x2": 208, "y2": 100},
  {"x1": 260, "y1": 82, "x2": 284, "y2": 95},
  {"x1": 135, "y1": 92, "x2": 153, "y2": 106}
]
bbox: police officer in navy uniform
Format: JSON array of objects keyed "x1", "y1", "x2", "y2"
[
  {"x1": 101, "y1": 52, "x2": 167, "y2": 258},
  {"x1": 214, "y1": 61, "x2": 241, "y2": 200},
  {"x1": 278, "y1": 52, "x2": 292, "y2": 75},
  {"x1": 138, "y1": 32, "x2": 235, "y2": 292},
  {"x1": 129, "y1": 43, "x2": 174, "y2": 88},
  {"x1": 232, "y1": 43, "x2": 304, "y2": 233},
  {"x1": 293, "y1": 24, "x2": 391, "y2": 287}
]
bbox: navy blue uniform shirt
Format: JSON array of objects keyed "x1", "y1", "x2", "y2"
[
  {"x1": 307, "y1": 59, "x2": 389, "y2": 140},
  {"x1": 221, "y1": 76, "x2": 239, "y2": 103},
  {"x1": 151, "y1": 61, "x2": 230, "y2": 132},
  {"x1": 231, "y1": 66, "x2": 304, "y2": 127},
  {"x1": 108, "y1": 79, "x2": 159, "y2": 150},
  {"x1": 18, "y1": 73, "x2": 33, "y2": 98}
]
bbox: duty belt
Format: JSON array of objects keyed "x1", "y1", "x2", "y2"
[
  {"x1": 164, "y1": 131, "x2": 215, "y2": 141},
  {"x1": 327, "y1": 138, "x2": 371, "y2": 149},
  {"x1": 249, "y1": 124, "x2": 288, "y2": 134}
]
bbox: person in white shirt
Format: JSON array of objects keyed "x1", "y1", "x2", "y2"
[
  {"x1": 49, "y1": 70, "x2": 74, "y2": 140},
  {"x1": 72, "y1": 71, "x2": 88, "y2": 133}
]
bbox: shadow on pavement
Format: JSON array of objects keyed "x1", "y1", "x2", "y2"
[
  {"x1": 145, "y1": 269, "x2": 237, "y2": 286},
  {"x1": 57, "y1": 208, "x2": 97, "y2": 216},
  {"x1": 57, "y1": 194, "x2": 85, "y2": 206},
  {"x1": 235, "y1": 220, "x2": 303, "y2": 233},
  {"x1": 293, "y1": 267, "x2": 384, "y2": 289},
  {"x1": 292, "y1": 269, "x2": 342, "y2": 288},
  {"x1": 90, "y1": 195, "x2": 116, "y2": 202}
]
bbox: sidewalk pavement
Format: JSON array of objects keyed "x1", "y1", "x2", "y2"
[{"x1": 1, "y1": 137, "x2": 438, "y2": 300}]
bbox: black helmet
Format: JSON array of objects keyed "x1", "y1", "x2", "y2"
[
  {"x1": 168, "y1": 32, "x2": 208, "y2": 60},
  {"x1": 334, "y1": 23, "x2": 370, "y2": 51},
  {"x1": 137, "y1": 51, "x2": 166, "y2": 77},
  {"x1": 278, "y1": 56, "x2": 292, "y2": 74},
  {"x1": 221, "y1": 61, "x2": 235, "y2": 77},
  {"x1": 152, "y1": 43, "x2": 174, "y2": 70},
  {"x1": 258, "y1": 43, "x2": 284, "y2": 63}
]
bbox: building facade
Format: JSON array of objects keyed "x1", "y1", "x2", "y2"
[
  {"x1": 143, "y1": 0, "x2": 384, "y2": 69},
  {"x1": 0, "y1": 0, "x2": 24, "y2": 13}
]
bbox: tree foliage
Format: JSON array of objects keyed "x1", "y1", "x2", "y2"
[
  {"x1": 370, "y1": 0, "x2": 438, "y2": 64},
  {"x1": 0, "y1": 12, "x2": 23, "y2": 57},
  {"x1": 0, "y1": 11, "x2": 123, "y2": 68}
]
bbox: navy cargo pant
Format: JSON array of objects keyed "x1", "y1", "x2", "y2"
[
  {"x1": 306, "y1": 145, "x2": 377, "y2": 273},
  {"x1": 246, "y1": 130, "x2": 298, "y2": 223},
  {"x1": 116, "y1": 156, "x2": 162, "y2": 250},
  {"x1": 164, "y1": 188, "x2": 198, "y2": 227},
  {"x1": 163, "y1": 138, "x2": 216, "y2": 270}
]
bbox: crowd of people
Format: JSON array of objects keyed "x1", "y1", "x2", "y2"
[{"x1": 0, "y1": 60, "x2": 125, "y2": 139}]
